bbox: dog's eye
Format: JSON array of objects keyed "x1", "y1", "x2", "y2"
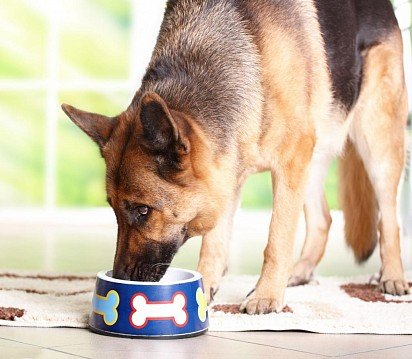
[
  {"x1": 136, "y1": 205, "x2": 149, "y2": 216},
  {"x1": 124, "y1": 201, "x2": 150, "y2": 218}
]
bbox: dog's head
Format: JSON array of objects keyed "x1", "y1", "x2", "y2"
[{"x1": 62, "y1": 92, "x2": 223, "y2": 281}]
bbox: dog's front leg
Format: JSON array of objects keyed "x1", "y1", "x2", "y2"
[
  {"x1": 197, "y1": 192, "x2": 240, "y2": 304},
  {"x1": 240, "y1": 135, "x2": 314, "y2": 314}
]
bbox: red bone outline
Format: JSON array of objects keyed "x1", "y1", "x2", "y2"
[{"x1": 129, "y1": 292, "x2": 188, "y2": 329}]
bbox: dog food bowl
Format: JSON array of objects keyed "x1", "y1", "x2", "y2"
[{"x1": 89, "y1": 268, "x2": 209, "y2": 338}]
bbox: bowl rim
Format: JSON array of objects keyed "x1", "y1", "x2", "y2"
[{"x1": 97, "y1": 267, "x2": 202, "y2": 286}]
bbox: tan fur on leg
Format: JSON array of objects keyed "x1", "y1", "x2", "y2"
[
  {"x1": 197, "y1": 191, "x2": 241, "y2": 303},
  {"x1": 289, "y1": 152, "x2": 332, "y2": 286},
  {"x1": 241, "y1": 134, "x2": 315, "y2": 314},
  {"x1": 349, "y1": 31, "x2": 409, "y2": 295}
]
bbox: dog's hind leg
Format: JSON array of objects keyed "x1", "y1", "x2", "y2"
[
  {"x1": 349, "y1": 33, "x2": 409, "y2": 295},
  {"x1": 197, "y1": 190, "x2": 241, "y2": 303},
  {"x1": 288, "y1": 152, "x2": 332, "y2": 286}
]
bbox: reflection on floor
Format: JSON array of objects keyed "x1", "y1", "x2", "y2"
[{"x1": 1, "y1": 209, "x2": 411, "y2": 358}]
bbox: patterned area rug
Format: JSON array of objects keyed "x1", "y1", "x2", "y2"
[{"x1": 1, "y1": 270, "x2": 411, "y2": 334}]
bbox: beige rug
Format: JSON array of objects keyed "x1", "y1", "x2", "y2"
[{"x1": 0, "y1": 270, "x2": 411, "y2": 334}]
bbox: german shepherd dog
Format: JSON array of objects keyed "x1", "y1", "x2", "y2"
[{"x1": 63, "y1": 0, "x2": 409, "y2": 314}]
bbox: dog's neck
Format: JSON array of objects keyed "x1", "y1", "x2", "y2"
[{"x1": 135, "y1": 0, "x2": 262, "y2": 153}]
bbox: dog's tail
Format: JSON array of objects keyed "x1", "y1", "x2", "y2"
[{"x1": 339, "y1": 141, "x2": 379, "y2": 263}]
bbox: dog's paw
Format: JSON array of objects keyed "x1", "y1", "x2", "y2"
[
  {"x1": 198, "y1": 265, "x2": 226, "y2": 304},
  {"x1": 200, "y1": 273, "x2": 220, "y2": 304},
  {"x1": 288, "y1": 271, "x2": 318, "y2": 287},
  {"x1": 204, "y1": 283, "x2": 219, "y2": 304},
  {"x1": 239, "y1": 292, "x2": 284, "y2": 315},
  {"x1": 288, "y1": 260, "x2": 317, "y2": 287},
  {"x1": 379, "y1": 265, "x2": 410, "y2": 296},
  {"x1": 288, "y1": 274, "x2": 318, "y2": 287},
  {"x1": 380, "y1": 278, "x2": 410, "y2": 296},
  {"x1": 368, "y1": 271, "x2": 381, "y2": 285}
]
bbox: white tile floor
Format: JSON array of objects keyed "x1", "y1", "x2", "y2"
[
  {"x1": 1, "y1": 327, "x2": 412, "y2": 358},
  {"x1": 1, "y1": 210, "x2": 411, "y2": 358}
]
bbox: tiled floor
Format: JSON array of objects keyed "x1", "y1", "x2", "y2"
[
  {"x1": 1, "y1": 327, "x2": 412, "y2": 358},
  {"x1": 1, "y1": 209, "x2": 411, "y2": 358}
]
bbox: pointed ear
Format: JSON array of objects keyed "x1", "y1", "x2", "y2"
[
  {"x1": 139, "y1": 92, "x2": 190, "y2": 154},
  {"x1": 61, "y1": 104, "x2": 116, "y2": 148}
]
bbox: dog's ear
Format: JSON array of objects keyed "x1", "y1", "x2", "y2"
[
  {"x1": 139, "y1": 92, "x2": 190, "y2": 155},
  {"x1": 61, "y1": 104, "x2": 116, "y2": 148}
]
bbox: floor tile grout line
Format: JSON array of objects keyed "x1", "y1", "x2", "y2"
[
  {"x1": 206, "y1": 333, "x2": 327, "y2": 356},
  {"x1": 0, "y1": 336, "x2": 89, "y2": 358},
  {"x1": 0, "y1": 336, "x2": 48, "y2": 349},
  {"x1": 206, "y1": 333, "x2": 329, "y2": 357},
  {"x1": 47, "y1": 347, "x2": 92, "y2": 359},
  {"x1": 49, "y1": 342, "x2": 93, "y2": 349},
  {"x1": 335, "y1": 343, "x2": 412, "y2": 357}
]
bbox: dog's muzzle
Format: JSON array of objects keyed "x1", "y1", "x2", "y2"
[
  {"x1": 112, "y1": 240, "x2": 181, "y2": 282},
  {"x1": 113, "y1": 262, "x2": 169, "y2": 282}
]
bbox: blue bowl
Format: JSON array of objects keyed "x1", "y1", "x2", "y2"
[{"x1": 89, "y1": 268, "x2": 209, "y2": 338}]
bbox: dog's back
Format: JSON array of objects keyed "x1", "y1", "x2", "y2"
[
  {"x1": 140, "y1": 0, "x2": 400, "y2": 147},
  {"x1": 315, "y1": 0, "x2": 399, "y2": 111}
]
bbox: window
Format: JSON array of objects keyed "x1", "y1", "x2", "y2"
[{"x1": 0, "y1": 0, "x2": 167, "y2": 209}]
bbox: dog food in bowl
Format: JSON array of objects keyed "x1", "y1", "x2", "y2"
[{"x1": 89, "y1": 268, "x2": 209, "y2": 338}]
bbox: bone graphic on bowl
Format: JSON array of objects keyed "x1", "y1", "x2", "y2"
[
  {"x1": 92, "y1": 290, "x2": 120, "y2": 326},
  {"x1": 196, "y1": 287, "x2": 208, "y2": 322},
  {"x1": 129, "y1": 292, "x2": 188, "y2": 329}
]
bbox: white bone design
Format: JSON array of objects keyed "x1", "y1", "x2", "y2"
[{"x1": 130, "y1": 292, "x2": 188, "y2": 329}]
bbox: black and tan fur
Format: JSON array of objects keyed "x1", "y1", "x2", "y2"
[{"x1": 63, "y1": 0, "x2": 409, "y2": 314}]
